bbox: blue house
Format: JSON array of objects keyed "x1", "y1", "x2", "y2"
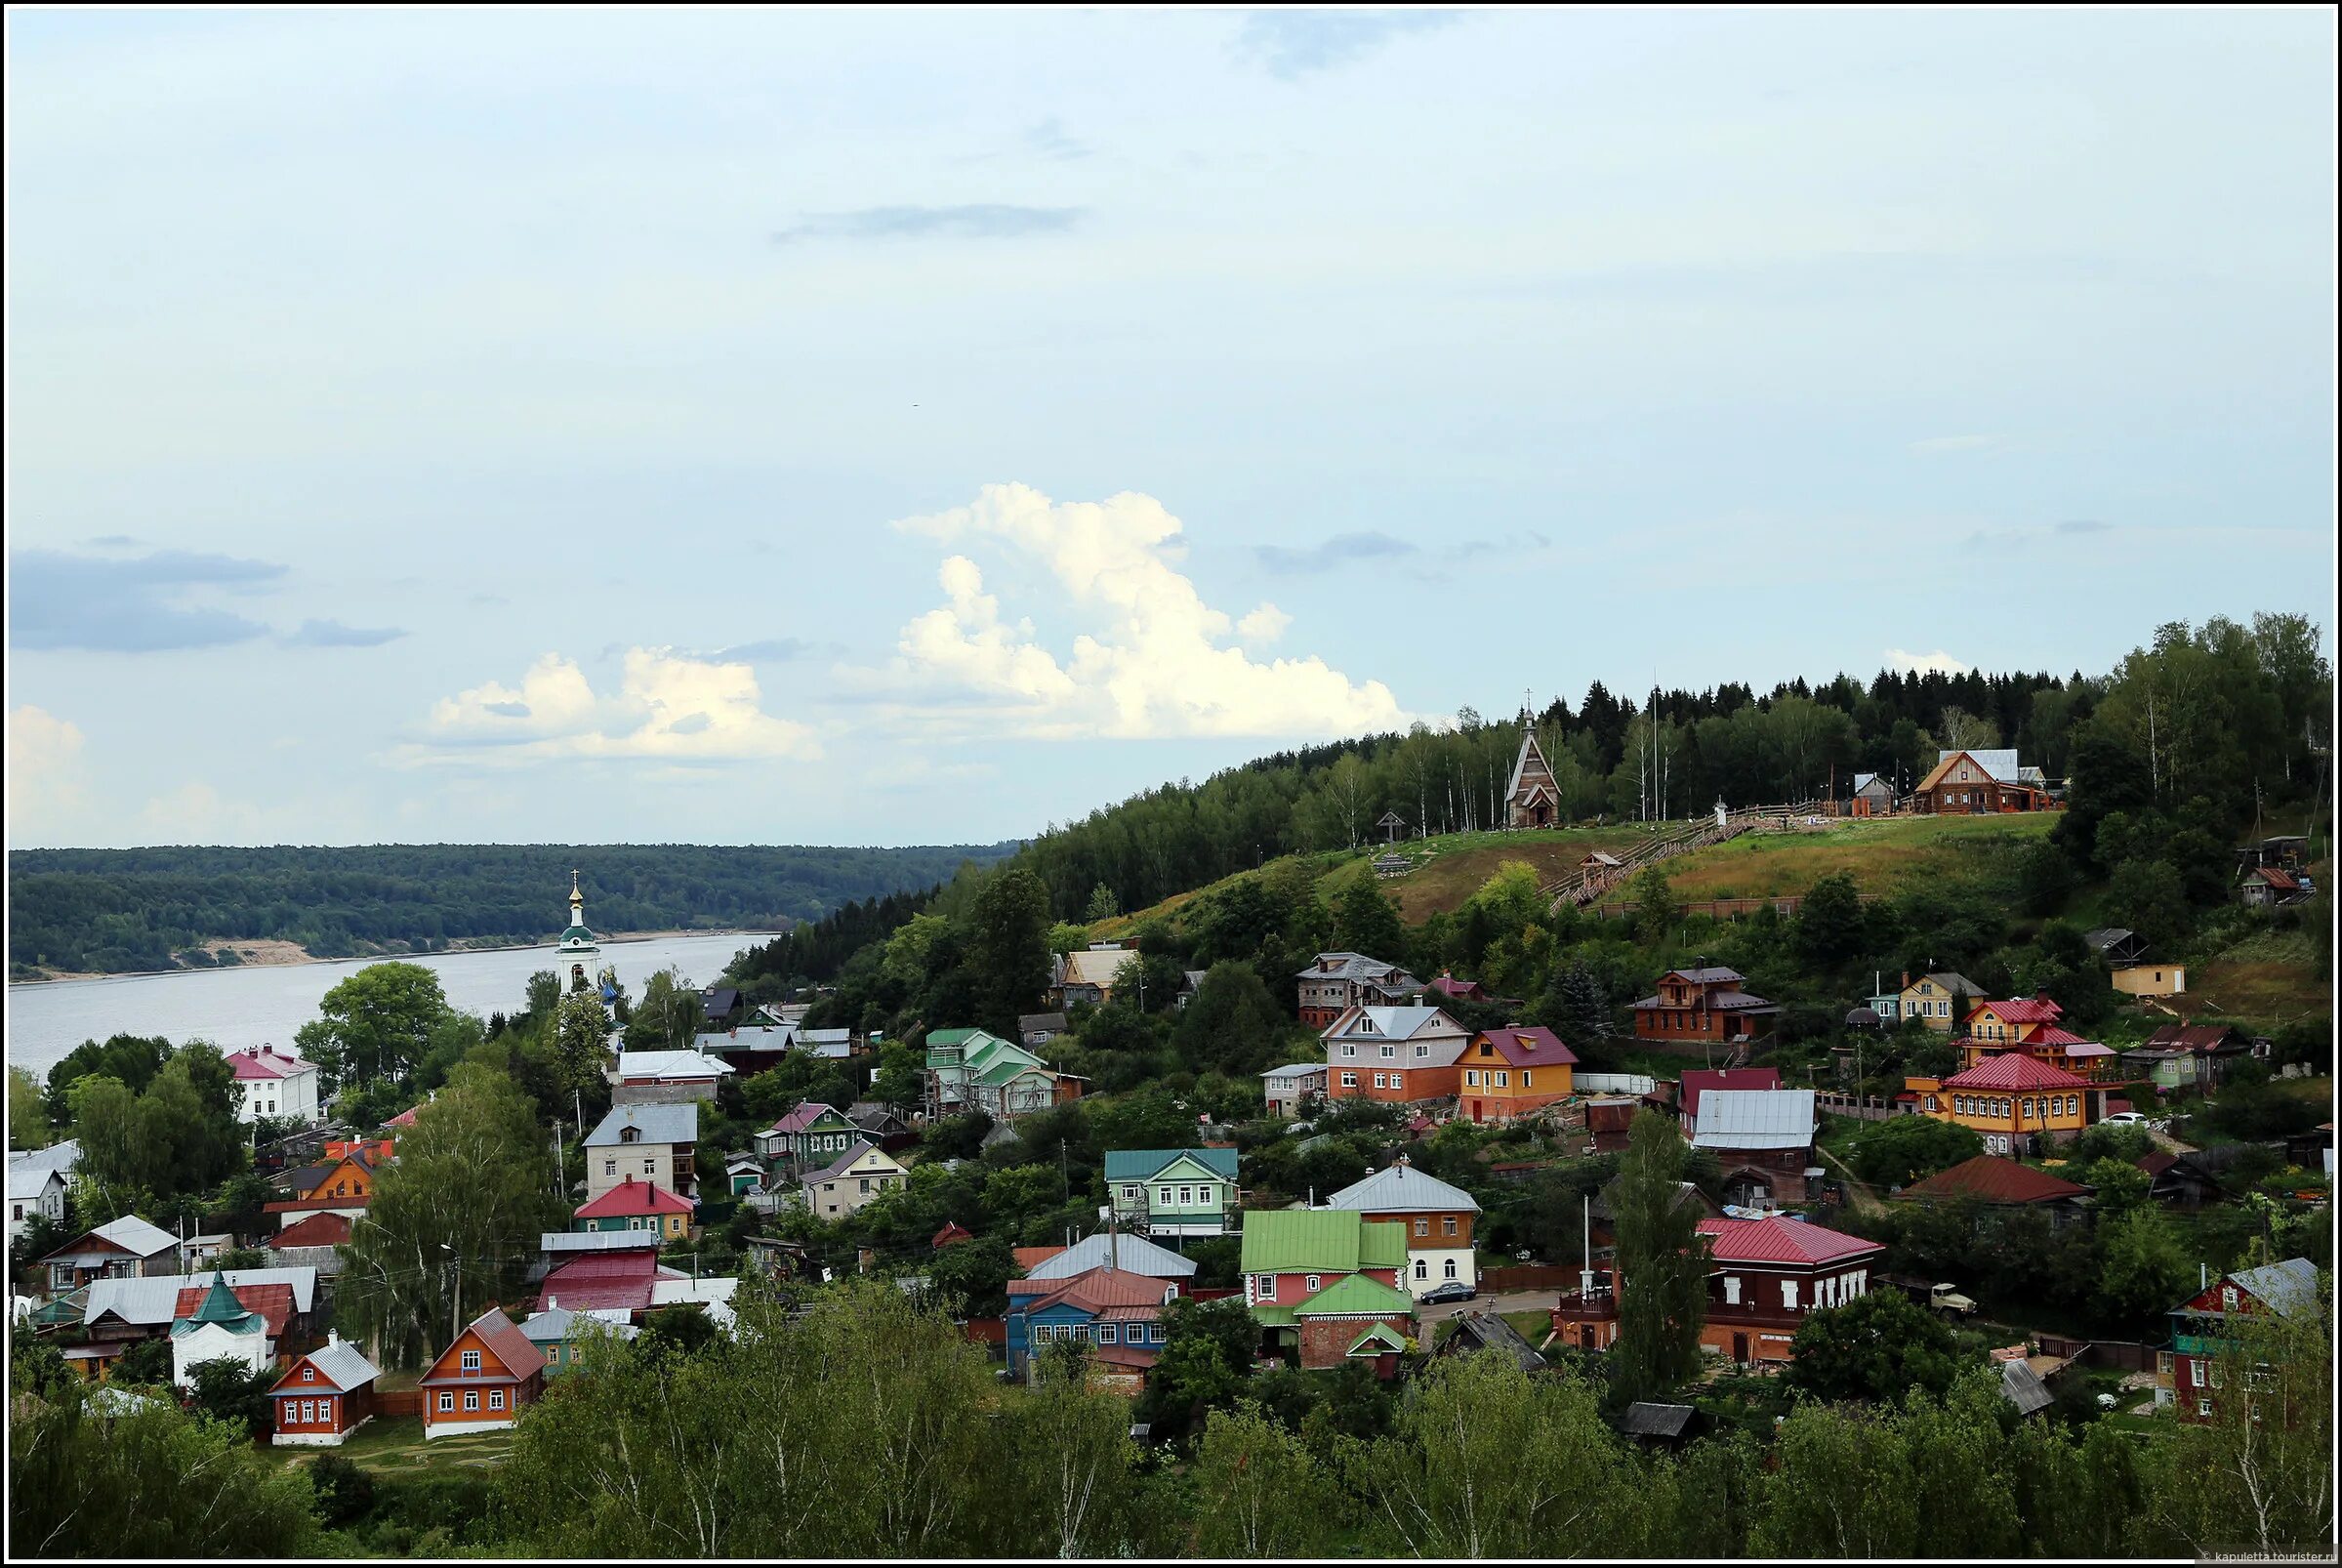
[{"x1": 1004, "y1": 1268, "x2": 1177, "y2": 1380}]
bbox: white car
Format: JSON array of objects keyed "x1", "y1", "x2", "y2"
[{"x1": 2104, "y1": 1111, "x2": 2149, "y2": 1127}]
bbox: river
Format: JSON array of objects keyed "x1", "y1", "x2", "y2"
[{"x1": 3, "y1": 931, "x2": 777, "y2": 1078}]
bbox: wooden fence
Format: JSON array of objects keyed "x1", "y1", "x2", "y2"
[
  {"x1": 2036, "y1": 1335, "x2": 2164, "y2": 1374},
  {"x1": 375, "y1": 1388, "x2": 429, "y2": 1420},
  {"x1": 1478, "y1": 1264, "x2": 1582, "y2": 1292},
  {"x1": 1814, "y1": 1091, "x2": 1906, "y2": 1123},
  {"x1": 1592, "y1": 892, "x2": 1885, "y2": 923}
]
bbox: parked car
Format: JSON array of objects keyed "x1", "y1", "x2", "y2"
[
  {"x1": 1418, "y1": 1281, "x2": 1477, "y2": 1304},
  {"x1": 2104, "y1": 1111, "x2": 2149, "y2": 1127}
]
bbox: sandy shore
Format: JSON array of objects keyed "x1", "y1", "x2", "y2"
[{"x1": 9, "y1": 928, "x2": 777, "y2": 986}]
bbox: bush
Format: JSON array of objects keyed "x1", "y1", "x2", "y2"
[
  {"x1": 307, "y1": 1452, "x2": 376, "y2": 1529},
  {"x1": 1849, "y1": 1116, "x2": 1984, "y2": 1188}
]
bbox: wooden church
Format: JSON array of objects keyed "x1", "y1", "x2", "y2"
[{"x1": 1505, "y1": 730, "x2": 1561, "y2": 829}]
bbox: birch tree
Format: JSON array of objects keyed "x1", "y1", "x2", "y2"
[{"x1": 1186, "y1": 1403, "x2": 1330, "y2": 1557}]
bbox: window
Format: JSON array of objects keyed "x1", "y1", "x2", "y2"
[
  {"x1": 857, "y1": 1177, "x2": 871, "y2": 1194},
  {"x1": 302, "y1": 1367, "x2": 315, "y2": 1382},
  {"x1": 1444, "y1": 1258, "x2": 1459, "y2": 1279},
  {"x1": 1372, "y1": 1074, "x2": 1386, "y2": 1089},
  {"x1": 1150, "y1": 1323, "x2": 1167, "y2": 1343},
  {"x1": 1123, "y1": 1185, "x2": 1139, "y2": 1202},
  {"x1": 489, "y1": 1389, "x2": 506, "y2": 1411},
  {"x1": 1723, "y1": 1276, "x2": 1742, "y2": 1304},
  {"x1": 1465, "y1": 1070, "x2": 1480, "y2": 1087},
  {"x1": 1305, "y1": 1274, "x2": 1321, "y2": 1293},
  {"x1": 1098, "y1": 1324, "x2": 1118, "y2": 1343},
  {"x1": 465, "y1": 1391, "x2": 480, "y2": 1412},
  {"x1": 1178, "y1": 1186, "x2": 1193, "y2": 1205},
  {"x1": 1339, "y1": 1072, "x2": 1357, "y2": 1088},
  {"x1": 1521, "y1": 1071, "x2": 1532, "y2": 1089},
  {"x1": 462, "y1": 1350, "x2": 482, "y2": 1372},
  {"x1": 1781, "y1": 1281, "x2": 1798, "y2": 1309},
  {"x1": 1414, "y1": 1217, "x2": 1428, "y2": 1237},
  {"x1": 2222, "y1": 1286, "x2": 2239, "y2": 1309},
  {"x1": 1340, "y1": 1045, "x2": 1356, "y2": 1058},
  {"x1": 2191, "y1": 1360, "x2": 2206, "y2": 1387},
  {"x1": 1258, "y1": 1275, "x2": 1276, "y2": 1300},
  {"x1": 1379, "y1": 1045, "x2": 1395, "y2": 1059},
  {"x1": 438, "y1": 1391, "x2": 455, "y2": 1413},
  {"x1": 1415, "y1": 1045, "x2": 1429, "y2": 1058},
  {"x1": 1414, "y1": 1258, "x2": 1427, "y2": 1280},
  {"x1": 604, "y1": 1159, "x2": 617, "y2": 1176},
  {"x1": 1443, "y1": 1216, "x2": 1458, "y2": 1236},
  {"x1": 643, "y1": 1159, "x2": 656, "y2": 1176},
  {"x1": 2198, "y1": 1398, "x2": 2213, "y2": 1419}
]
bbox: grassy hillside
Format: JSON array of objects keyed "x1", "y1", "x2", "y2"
[
  {"x1": 1656, "y1": 814, "x2": 2057, "y2": 900},
  {"x1": 2186, "y1": 928, "x2": 2331, "y2": 1029}
]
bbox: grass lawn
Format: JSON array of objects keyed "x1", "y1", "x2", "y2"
[
  {"x1": 270, "y1": 1415, "x2": 513, "y2": 1473},
  {"x1": 1654, "y1": 813, "x2": 2054, "y2": 901},
  {"x1": 1364, "y1": 825, "x2": 1653, "y2": 922},
  {"x1": 2186, "y1": 928, "x2": 2330, "y2": 1028},
  {"x1": 1502, "y1": 1309, "x2": 1554, "y2": 1346}
]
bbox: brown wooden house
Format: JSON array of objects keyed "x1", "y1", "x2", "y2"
[
  {"x1": 1911, "y1": 749, "x2": 2054, "y2": 814},
  {"x1": 1628, "y1": 968, "x2": 1780, "y2": 1046}
]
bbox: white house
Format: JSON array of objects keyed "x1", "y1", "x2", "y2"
[
  {"x1": 7, "y1": 1150, "x2": 69, "y2": 1251},
  {"x1": 170, "y1": 1273, "x2": 277, "y2": 1388},
  {"x1": 226, "y1": 1045, "x2": 323, "y2": 1126},
  {"x1": 799, "y1": 1140, "x2": 907, "y2": 1220},
  {"x1": 1325, "y1": 1158, "x2": 1483, "y2": 1299},
  {"x1": 583, "y1": 1103, "x2": 700, "y2": 1201}
]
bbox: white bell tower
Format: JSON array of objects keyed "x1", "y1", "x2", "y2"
[{"x1": 556, "y1": 869, "x2": 601, "y2": 993}]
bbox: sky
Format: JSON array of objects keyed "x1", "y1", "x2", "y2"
[{"x1": 6, "y1": 7, "x2": 2335, "y2": 849}]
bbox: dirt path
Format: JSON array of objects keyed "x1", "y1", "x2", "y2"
[{"x1": 1816, "y1": 1143, "x2": 1885, "y2": 1216}]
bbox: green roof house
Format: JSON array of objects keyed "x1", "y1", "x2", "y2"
[{"x1": 1104, "y1": 1148, "x2": 1241, "y2": 1237}]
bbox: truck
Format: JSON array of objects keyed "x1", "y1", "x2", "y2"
[{"x1": 1929, "y1": 1283, "x2": 1979, "y2": 1317}]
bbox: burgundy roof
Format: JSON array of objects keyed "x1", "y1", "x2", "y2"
[
  {"x1": 2034, "y1": 1027, "x2": 2091, "y2": 1046},
  {"x1": 1697, "y1": 1216, "x2": 1882, "y2": 1267},
  {"x1": 1089, "y1": 1342, "x2": 1161, "y2": 1369},
  {"x1": 573, "y1": 1178, "x2": 694, "y2": 1219},
  {"x1": 1471, "y1": 1027, "x2": 1578, "y2": 1067},
  {"x1": 2136, "y1": 1153, "x2": 2180, "y2": 1176},
  {"x1": 1427, "y1": 976, "x2": 1486, "y2": 1000},
  {"x1": 268, "y1": 1212, "x2": 353, "y2": 1250},
  {"x1": 767, "y1": 1101, "x2": 841, "y2": 1135},
  {"x1": 173, "y1": 1281, "x2": 297, "y2": 1337},
  {"x1": 431, "y1": 1306, "x2": 546, "y2": 1383},
  {"x1": 227, "y1": 1047, "x2": 315, "y2": 1081},
  {"x1": 536, "y1": 1250, "x2": 661, "y2": 1313},
  {"x1": 932, "y1": 1221, "x2": 973, "y2": 1249},
  {"x1": 1680, "y1": 1068, "x2": 1780, "y2": 1120},
  {"x1": 2144, "y1": 1025, "x2": 2252, "y2": 1053},
  {"x1": 1941, "y1": 1053, "x2": 2090, "y2": 1092},
  {"x1": 1901, "y1": 1155, "x2": 2091, "y2": 1205},
  {"x1": 2255, "y1": 866, "x2": 2301, "y2": 890}
]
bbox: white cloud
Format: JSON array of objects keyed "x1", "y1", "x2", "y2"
[
  {"x1": 7, "y1": 705, "x2": 90, "y2": 836},
  {"x1": 413, "y1": 648, "x2": 820, "y2": 763},
  {"x1": 882, "y1": 483, "x2": 1410, "y2": 739},
  {"x1": 1884, "y1": 647, "x2": 1974, "y2": 676}
]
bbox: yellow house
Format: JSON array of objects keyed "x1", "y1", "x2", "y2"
[
  {"x1": 2111, "y1": 965, "x2": 2186, "y2": 998},
  {"x1": 1905, "y1": 1053, "x2": 2094, "y2": 1157},
  {"x1": 1897, "y1": 972, "x2": 1981, "y2": 1032}
]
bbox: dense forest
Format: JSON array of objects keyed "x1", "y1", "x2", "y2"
[
  {"x1": 728, "y1": 613, "x2": 2331, "y2": 1002},
  {"x1": 7, "y1": 843, "x2": 1014, "y2": 977}
]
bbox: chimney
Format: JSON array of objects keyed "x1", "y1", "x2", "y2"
[{"x1": 1901, "y1": 971, "x2": 1911, "y2": 991}]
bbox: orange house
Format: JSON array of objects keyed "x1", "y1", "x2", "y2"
[
  {"x1": 1457, "y1": 1028, "x2": 1578, "y2": 1124},
  {"x1": 421, "y1": 1306, "x2": 546, "y2": 1438},
  {"x1": 1906, "y1": 1052, "x2": 2095, "y2": 1157},
  {"x1": 301, "y1": 1144, "x2": 392, "y2": 1202},
  {"x1": 1957, "y1": 997, "x2": 2120, "y2": 1082}
]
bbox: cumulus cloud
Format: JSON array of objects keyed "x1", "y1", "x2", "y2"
[
  {"x1": 772, "y1": 205, "x2": 1086, "y2": 243},
  {"x1": 1233, "y1": 9, "x2": 1459, "y2": 79},
  {"x1": 8, "y1": 705, "x2": 89, "y2": 836},
  {"x1": 880, "y1": 483, "x2": 1410, "y2": 739},
  {"x1": 1884, "y1": 648, "x2": 1974, "y2": 676},
  {"x1": 1237, "y1": 603, "x2": 1293, "y2": 643},
  {"x1": 413, "y1": 648, "x2": 820, "y2": 763},
  {"x1": 11, "y1": 548, "x2": 283, "y2": 651},
  {"x1": 285, "y1": 618, "x2": 407, "y2": 647}
]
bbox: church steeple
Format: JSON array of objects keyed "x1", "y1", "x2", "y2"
[{"x1": 558, "y1": 869, "x2": 600, "y2": 993}]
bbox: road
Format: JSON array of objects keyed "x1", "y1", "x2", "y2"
[{"x1": 1413, "y1": 1288, "x2": 1560, "y2": 1325}]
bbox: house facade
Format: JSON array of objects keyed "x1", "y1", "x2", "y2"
[
  {"x1": 1240, "y1": 1210, "x2": 1407, "y2": 1315},
  {"x1": 1677, "y1": 1068, "x2": 1781, "y2": 1135},
  {"x1": 2168, "y1": 1259, "x2": 2318, "y2": 1423},
  {"x1": 42, "y1": 1216, "x2": 181, "y2": 1293},
  {"x1": 1326, "y1": 1157, "x2": 1481, "y2": 1296},
  {"x1": 1322, "y1": 1005, "x2": 1470, "y2": 1103},
  {"x1": 1870, "y1": 971, "x2": 1982, "y2": 1031},
  {"x1": 1260, "y1": 1062, "x2": 1329, "y2": 1116},
  {"x1": 1295, "y1": 952, "x2": 1424, "y2": 1029},
  {"x1": 583, "y1": 1103, "x2": 699, "y2": 1201},
  {"x1": 9, "y1": 1162, "x2": 66, "y2": 1253},
  {"x1": 421, "y1": 1307, "x2": 546, "y2": 1437},
  {"x1": 1051, "y1": 943, "x2": 1139, "y2": 1008},
  {"x1": 571, "y1": 1175, "x2": 694, "y2": 1240},
  {"x1": 1689, "y1": 1090, "x2": 1819, "y2": 1209},
  {"x1": 1911, "y1": 749, "x2": 2054, "y2": 814},
  {"x1": 756, "y1": 1101, "x2": 862, "y2": 1174},
  {"x1": 924, "y1": 1028, "x2": 1079, "y2": 1123},
  {"x1": 1958, "y1": 996, "x2": 2118, "y2": 1082},
  {"x1": 1457, "y1": 1027, "x2": 1577, "y2": 1124},
  {"x1": 226, "y1": 1045, "x2": 323, "y2": 1126},
  {"x1": 2140, "y1": 1024, "x2": 2256, "y2": 1089},
  {"x1": 1628, "y1": 968, "x2": 1780, "y2": 1045},
  {"x1": 169, "y1": 1273, "x2": 285, "y2": 1388},
  {"x1": 520, "y1": 1303, "x2": 638, "y2": 1375},
  {"x1": 1291, "y1": 1273, "x2": 1415, "y2": 1374},
  {"x1": 1556, "y1": 1215, "x2": 1884, "y2": 1367},
  {"x1": 1904, "y1": 1052, "x2": 2095, "y2": 1155},
  {"x1": 269, "y1": 1338, "x2": 380, "y2": 1446},
  {"x1": 1104, "y1": 1148, "x2": 1240, "y2": 1236},
  {"x1": 1005, "y1": 1269, "x2": 1178, "y2": 1381},
  {"x1": 1898, "y1": 1155, "x2": 2094, "y2": 1229},
  {"x1": 800, "y1": 1140, "x2": 908, "y2": 1220}
]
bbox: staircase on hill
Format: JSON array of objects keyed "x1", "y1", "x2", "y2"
[{"x1": 1541, "y1": 813, "x2": 1761, "y2": 912}]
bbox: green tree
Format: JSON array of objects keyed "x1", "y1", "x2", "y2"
[
  {"x1": 1792, "y1": 873, "x2": 1868, "y2": 973},
  {"x1": 10, "y1": 1391, "x2": 319, "y2": 1556},
  {"x1": 1332, "y1": 874, "x2": 1407, "y2": 964},
  {"x1": 294, "y1": 961, "x2": 456, "y2": 1090},
  {"x1": 553, "y1": 992, "x2": 612, "y2": 1093},
  {"x1": 1187, "y1": 1402, "x2": 1331, "y2": 1556},
  {"x1": 2106, "y1": 858, "x2": 2190, "y2": 949},
  {"x1": 1139, "y1": 1296, "x2": 1258, "y2": 1432},
  {"x1": 10, "y1": 1065, "x2": 54, "y2": 1147},
  {"x1": 1537, "y1": 958, "x2": 1615, "y2": 1051},
  {"x1": 1781, "y1": 1288, "x2": 1962, "y2": 1406},
  {"x1": 2077, "y1": 1157, "x2": 2152, "y2": 1215},
  {"x1": 185, "y1": 1355, "x2": 276, "y2": 1434},
  {"x1": 1612, "y1": 1110, "x2": 1705, "y2": 1402},
  {"x1": 624, "y1": 967, "x2": 704, "y2": 1052},
  {"x1": 1081, "y1": 883, "x2": 1119, "y2": 923},
  {"x1": 524, "y1": 969, "x2": 561, "y2": 1019},
  {"x1": 982, "y1": 1353, "x2": 1146, "y2": 1556},
  {"x1": 1171, "y1": 960, "x2": 1294, "y2": 1074},
  {"x1": 1630, "y1": 865, "x2": 1679, "y2": 943},
  {"x1": 338, "y1": 1062, "x2": 562, "y2": 1368},
  {"x1": 2094, "y1": 1206, "x2": 2193, "y2": 1329},
  {"x1": 1848, "y1": 1116, "x2": 1984, "y2": 1187},
  {"x1": 966, "y1": 869, "x2": 1052, "y2": 1037}
]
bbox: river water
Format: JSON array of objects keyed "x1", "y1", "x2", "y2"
[{"x1": 3, "y1": 931, "x2": 777, "y2": 1078}]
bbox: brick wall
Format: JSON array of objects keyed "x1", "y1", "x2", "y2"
[{"x1": 1296, "y1": 1313, "x2": 1409, "y2": 1370}]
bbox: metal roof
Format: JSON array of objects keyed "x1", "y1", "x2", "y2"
[
  {"x1": 1938, "y1": 747, "x2": 2022, "y2": 782},
  {"x1": 1622, "y1": 1402, "x2": 1699, "y2": 1438},
  {"x1": 2232, "y1": 1258, "x2": 2320, "y2": 1319},
  {"x1": 1057, "y1": 946, "x2": 1139, "y2": 987},
  {"x1": 1022, "y1": 1231, "x2": 1198, "y2": 1280},
  {"x1": 1689, "y1": 1090, "x2": 1816, "y2": 1149},
  {"x1": 541, "y1": 1230, "x2": 665, "y2": 1255},
  {"x1": 1999, "y1": 1359, "x2": 2055, "y2": 1417},
  {"x1": 281, "y1": 1339, "x2": 381, "y2": 1393},
  {"x1": 1292, "y1": 1272, "x2": 1414, "y2": 1317},
  {"x1": 1238, "y1": 1210, "x2": 1409, "y2": 1273},
  {"x1": 583, "y1": 1102, "x2": 699, "y2": 1148},
  {"x1": 84, "y1": 1267, "x2": 319, "y2": 1327},
  {"x1": 614, "y1": 1050, "x2": 734, "y2": 1080},
  {"x1": 8, "y1": 1165, "x2": 64, "y2": 1203},
  {"x1": 1102, "y1": 1148, "x2": 1240, "y2": 1182},
  {"x1": 1326, "y1": 1161, "x2": 1482, "y2": 1215},
  {"x1": 1260, "y1": 1062, "x2": 1327, "y2": 1081},
  {"x1": 7, "y1": 1141, "x2": 78, "y2": 1180},
  {"x1": 1696, "y1": 1216, "x2": 1881, "y2": 1267}
]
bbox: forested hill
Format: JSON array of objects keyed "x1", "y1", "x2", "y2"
[{"x1": 7, "y1": 842, "x2": 1017, "y2": 977}]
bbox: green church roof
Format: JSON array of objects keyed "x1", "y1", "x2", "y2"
[
  {"x1": 560, "y1": 925, "x2": 597, "y2": 944},
  {"x1": 171, "y1": 1273, "x2": 262, "y2": 1337}
]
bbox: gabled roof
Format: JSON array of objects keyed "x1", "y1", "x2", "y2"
[
  {"x1": 1294, "y1": 952, "x2": 1411, "y2": 983},
  {"x1": 1294, "y1": 1272, "x2": 1414, "y2": 1317},
  {"x1": 1347, "y1": 1322, "x2": 1410, "y2": 1355},
  {"x1": 1505, "y1": 729, "x2": 1555, "y2": 803},
  {"x1": 1021, "y1": 1232, "x2": 1196, "y2": 1280},
  {"x1": 8, "y1": 1164, "x2": 65, "y2": 1203},
  {"x1": 583, "y1": 1102, "x2": 698, "y2": 1148},
  {"x1": 1942, "y1": 1053, "x2": 2090, "y2": 1092},
  {"x1": 44, "y1": 1214, "x2": 179, "y2": 1262},
  {"x1": 268, "y1": 1211, "x2": 354, "y2": 1250},
  {"x1": 1902, "y1": 1155, "x2": 2091, "y2": 1206},
  {"x1": 1323, "y1": 1005, "x2": 1463, "y2": 1043},
  {"x1": 1969, "y1": 996, "x2": 2064, "y2": 1025},
  {"x1": 84, "y1": 1267, "x2": 319, "y2": 1328},
  {"x1": 1023, "y1": 1269, "x2": 1179, "y2": 1317},
  {"x1": 1239, "y1": 1210, "x2": 1408, "y2": 1273},
  {"x1": 7, "y1": 1140, "x2": 78, "y2": 1180},
  {"x1": 1903, "y1": 971, "x2": 1984, "y2": 997},
  {"x1": 520, "y1": 1304, "x2": 638, "y2": 1343},
  {"x1": 1441, "y1": 1311, "x2": 1545, "y2": 1372},
  {"x1": 226, "y1": 1046, "x2": 318, "y2": 1080},
  {"x1": 1690, "y1": 1090, "x2": 1816, "y2": 1150},
  {"x1": 2230, "y1": 1258, "x2": 2320, "y2": 1319},
  {"x1": 274, "y1": 1339, "x2": 381, "y2": 1394},
  {"x1": 573, "y1": 1178, "x2": 695, "y2": 1219},
  {"x1": 2144, "y1": 1024, "x2": 2254, "y2": 1054},
  {"x1": 614, "y1": 1050, "x2": 734, "y2": 1081},
  {"x1": 801, "y1": 1139, "x2": 904, "y2": 1185},
  {"x1": 429, "y1": 1306, "x2": 546, "y2": 1383},
  {"x1": 1665, "y1": 966, "x2": 1746, "y2": 985},
  {"x1": 1018, "y1": 1012, "x2": 1070, "y2": 1034},
  {"x1": 765, "y1": 1101, "x2": 845, "y2": 1136},
  {"x1": 1919, "y1": 749, "x2": 2023, "y2": 791},
  {"x1": 1679, "y1": 1068, "x2": 1781, "y2": 1121},
  {"x1": 1325, "y1": 1161, "x2": 1481, "y2": 1216},
  {"x1": 1057, "y1": 946, "x2": 1139, "y2": 988},
  {"x1": 1261, "y1": 1062, "x2": 1328, "y2": 1082},
  {"x1": 1102, "y1": 1147, "x2": 1240, "y2": 1183},
  {"x1": 1623, "y1": 1402, "x2": 1700, "y2": 1438},
  {"x1": 1999, "y1": 1359, "x2": 2055, "y2": 1417},
  {"x1": 1012, "y1": 1245, "x2": 1064, "y2": 1272},
  {"x1": 1696, "y1": 1215, "x2": 1882, "y2": 1266},
  {"x1": 1469, "y1": 1027, "x2": 1577, "y2": 1067},
  {"x1": 699, "y1": 986, "x2": 740, "y2": 1013},
  {"x1": 536, "y1": 1250, "x2": 662, "y2": 1313}
]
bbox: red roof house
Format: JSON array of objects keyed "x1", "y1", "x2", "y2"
[
  {"x1": 932, "y1": 1221, "x2": 973, "y2": 1250},
  {"x1": 571, "y1": 1176, "x2": 695, "y2": 1241},
  {"x1": 535, "y1": 1248, "x2": 671, "y2": 1314},
  {"x1": 267, "y1": 1211, "x2": 353, "y2": 1251},
  {"x1": 1679, "y1": 1068, "x2": 1782, "y2": 1134},
  {"x1": 1556, "y1": 1214, "x2": 1884, "y2": 1367},
  {"x1": 1899, "y1": 1156, "x2": 2094, "y2": 1226},
  {"x1": 172, "y1": 1280, "x2": 297, "y2": 1338}
]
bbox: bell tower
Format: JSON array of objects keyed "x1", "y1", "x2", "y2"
[{"x1": 556, "y1": 869, "x2": 600, "y2": 993}]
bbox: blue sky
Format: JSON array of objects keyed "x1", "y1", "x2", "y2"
[{"x1": 6, "y1": 7, "x2": 2334, "y2": 848}]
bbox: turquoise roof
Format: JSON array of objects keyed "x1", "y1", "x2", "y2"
[
  {"x1": 560, "y1": 925, "x2": 597, "y2": 944},
  {"x1": 1104, "y1": 1148, "x2": 1240, "y2": 1182}
]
